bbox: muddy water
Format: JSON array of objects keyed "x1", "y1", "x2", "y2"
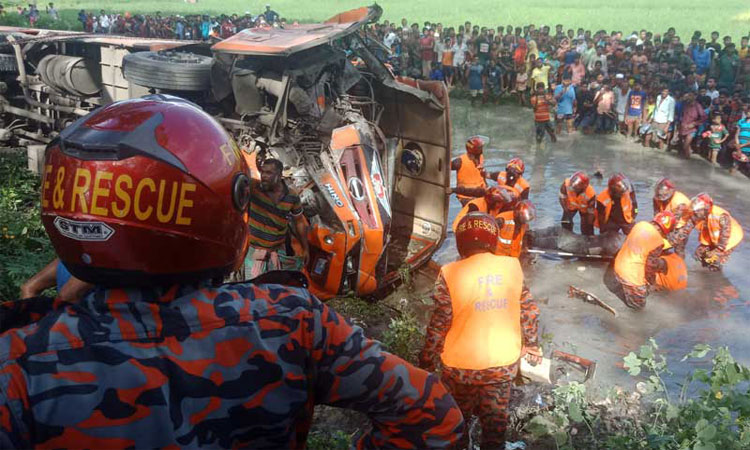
[{"x1": 433, "y1": 98, "x2": 750, "y2": 391}]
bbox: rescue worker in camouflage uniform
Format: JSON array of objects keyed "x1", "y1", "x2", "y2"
[
  {"x1": 605, "y1": 211, "x2": 681, "y2": 309},
  {"x1": 420, "y1": 212, "x2": 541, "y2": 449},
  {"x1": 0, "y1": 96, "x2": 464, "y2": 448},
  {"x1": 652, "y1": 177, "x2": 691, "y2": 257},
  {"x1": 678, "y1": 193, "x2": 744, "y2": 271}
]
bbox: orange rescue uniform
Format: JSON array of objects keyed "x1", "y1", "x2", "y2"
[
  {"x1": 496, "y1": 210, "x2": 525, "y2": 257},
  {"x1": 439, "y1": 252, "x2": 524, "y2": 370},
  {"x1": 452, "y1": 197, "x2": 502, "y2": 233},
  {"x1": 697, "y1": 205, "x2": 744, "y2": 251},
  {"x1": 456, "y1": 154, "x2": 487, "y2": 203},
  {"x1": 614, "y1": 221, "x2": 664, "y2": 286},
  {"x1": 563, "y1": 179, "x2": 596, "y2": 213},
  {"x1": 595, "y1": 189, "x2": 634, "y2": 229},
  {"x1": 654, "y1": 252, "x2": 688, "y2": 291},
  {"x1": 653, "y1": 190, "x2": 690, "y2": 215},
  {"x1": 496, "y1": 171, "x2": 530, "y2": 198}
]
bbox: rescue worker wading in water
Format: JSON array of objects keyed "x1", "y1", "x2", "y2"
[
  {"x1": 0, "y1": 96, "x2": 465, "y2": 448},
  {"x1": 681, "y1": 193, "x2": 744, "y2": 271},
  {"x1": 652, "y1": 177, "x2": 691, "y2": 256},
  {"x1": 496, "y1": 200, "x2": 537, "y2": 258},
  {"x1": 452, "y1": 136, "x2": 488, "y2": 206},
  {"x1": 488, "y1": 157, "x2": 530, "y2": 200},
  {"x1": 596, "y1": 173, "x2": 638, "y2": 235},
  {"x1": 420, "y1": 212, "x2": 541, "y2": 449},
  {"x1": 452, "y1": 185, "x2": 517, "y2": 232},
  {"x1": 605, "y1": 211, "x2": 682, "y2": 309},
  {"x1": 559, "y1": 171, "x2": 596, "y2": 235}
]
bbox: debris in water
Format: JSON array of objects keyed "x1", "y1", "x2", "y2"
[
  {"x1": 552, "y1": 350, "x2": 597, "y2": 382},
  {"x1": 568, "y1": 285, "x2": 618, "y2": 316},
  {"x1": 577, "y1": 266, "x2": 586, "y2": 272},
  {"x1": 505, "y1": 441, "x2": 527, "y2": 450}
]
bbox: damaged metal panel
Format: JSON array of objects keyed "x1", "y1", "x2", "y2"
[{"x1": 231, "y1": 69, "x2": 263, "y2": 115}]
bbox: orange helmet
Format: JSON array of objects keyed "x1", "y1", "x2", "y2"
[
  {"x1": 506, "y1": 157, "x2": 525, "y2": 176},
  {"x1": 514, "y1": 200, "x2": 537, "y2": 224},
  {"x1": 690, "y1": 193, "x2": 713, "y2": 219},
  {"x1": 455, "y1": 212, "x2": 500, "y2": 258},
  {"x1": 41, "y1": 95, "x2": 250, "y2": 287},
  {"x1": 652, "y1": 211, "x2": 676, "y2": 235},
  {"x1": 466, "y1": 136, "x2": 485, "y2": 155},
  {"x1": 654, "y1": 177, "x2": 676, "y2": 202},
  {"x1": 608, "y1": 173, "x2": 630, "y2": 197},
  {"x1": 569, "y1": 171, "x2": 589, "y2": 193},
  {"x1": 485, "y1": 186, "x2": 514, "y2": 209}
]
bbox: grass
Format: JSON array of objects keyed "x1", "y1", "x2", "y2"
[{"x1": 1, "y1": 0, "x2": 749, "y2": 41}]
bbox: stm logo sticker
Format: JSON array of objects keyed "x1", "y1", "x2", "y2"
[
  {"x1": 323, "y1": 183, "x2": 345, "y2": 208},
  {"x1": 54, "y1": 217, "x2": 114, "y2": 242}
]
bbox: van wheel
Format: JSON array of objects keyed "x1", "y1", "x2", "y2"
[{"x1": 122, "y1": 51, "x2": 212, "y2": 91}]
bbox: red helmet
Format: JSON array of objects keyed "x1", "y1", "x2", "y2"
[
  {"x1": 569, "y1": 171, "x2": 589, "y2": 193},
  {"x1": 654, "y1": 177, "x2": 676, "y2": 202},
  {"x1": 652, "y1": 211, "x2": 676, "y2": 235},
  {"x1": 466, "y1": 136, "x2": 485, "y2": 155},
  {"x1": 485, "y1": 186, "x2": 513, "y2": 209},
  {"x1": 608, "y1": 173, "x2": 630, "y2": 197},
  {"x1": 690, "y1": 193, "x2": 713, "y2": 219},
  {"x1": 506, "y1": 157, "x2": 525, "y2": 176},
  {"x1": 514, "y1": 200, "x2": 537, "y2": 225},
  {"x1": 455, "y1": 212, "x2": 500, "y2": 258},
  {"x1": 41, "y1": 95, "x2": 251, "y2": 286}
]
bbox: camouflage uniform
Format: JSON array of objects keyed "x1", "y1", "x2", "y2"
[
  {"x1": 0, "y1": 282, "x2": 464, "y2": 448},
  {"x1": 693, "y1": 213, "x2": 734, "y2": 270},
  {"x1": 419, "y1": 275, "x2": 539, "y2": 449},
  {"x1": 672, "y1": 213, "x2": 734, "y2": 270},
  {"x1": 604, "y1": 248, "x2": 666, "y2": 310}
]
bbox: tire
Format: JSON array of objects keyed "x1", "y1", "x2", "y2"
[
  {"x1": 122, "y1": 51, "x2": 212, "y2": 92},
  {"x1": 0, "y1": 54, "x2": 18, "y2": 73}
]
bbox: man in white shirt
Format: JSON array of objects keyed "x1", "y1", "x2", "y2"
[
  {"x1": 643, "y1": 87, "x2": 675, "y2": 149},
  {"x1": 613, "y1": 74, "x2": 630, "y2": 132},
  {"x1": 384, "y1": 29, "x2": 398, "y2": 49},
  {"x1": 98, "y1": 10, "x2": 110, "y2": 33},
  {"x1": 705, "y1": 77, "x2": 720, "y2": 100},
  {"x1": 452, "y1": 35, "x2": 468, "y2": 70},
  {"x1": 587, "y1": 46, "x2": 608, "y2": 76}
]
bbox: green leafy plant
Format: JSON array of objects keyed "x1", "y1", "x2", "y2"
[
  {"x1": 0, "y1": 154, "x2": 55, "y2": 301},
  {"x1": 305, "y1": 430, "x2": 350, "y2": 450},
  {"x1": 525, "y1": 381, "x2": 597, "y2": 449},
  {"x1": 381, "y1": 310, "x2": 423, "y2": 364},
  {"x1": 327, "y1": 295, "x2": 389, "y2": 330},
  {"x1": 397, "y1": 265, "x2": 412, "y2": 290},
  {"x1": 523, "y1": 339, "x2": 750, "y2": 450}
]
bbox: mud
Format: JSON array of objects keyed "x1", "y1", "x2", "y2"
[{"x1": 436, "y1": 98, "x2": 750, "y2": 391}]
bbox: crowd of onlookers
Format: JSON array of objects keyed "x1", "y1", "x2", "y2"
[
  {"x1": 370, "y1": 20, "x2": 750, "y2": 172},
  {"x1": 70, "y1": 5, "x2": 285, "y2": 40},
  {"x1": 0, "y1": 3, "x2": 287, "y2": 40}
]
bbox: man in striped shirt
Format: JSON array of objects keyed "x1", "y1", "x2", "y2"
[
  {"x1": 530, "y1": 82, "x2": 557, "y2": 144},
  {"x1": 244, "y1": 158, "x2": 309, "y2": 279}
]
